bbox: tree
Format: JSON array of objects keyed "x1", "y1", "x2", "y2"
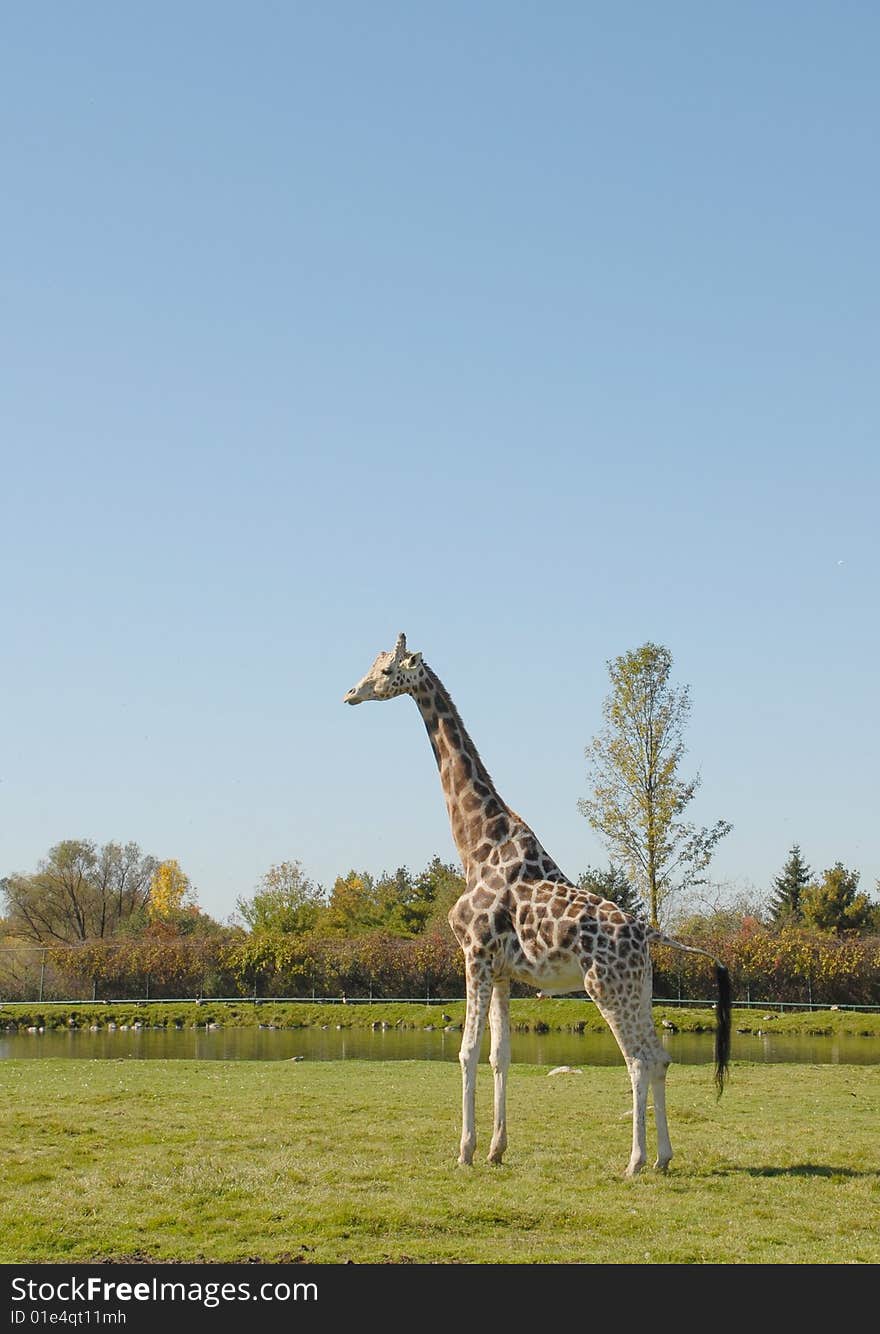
[
  {"x1": 2, "y1": 839, "x2": 159, "y2": 943},
  {"x1": 235, "y1": 860, "x2": 325, "y2": 936},
  {"x1": 372, "y1": 867, "x2": 418, "y2": 935},
  {"x1": 801, "y1": 863, "x2": 876, "y2": 935},
  {"x1": 374, "y1": 857, "x2": 469, "y2": 936},
  {"x1": 148, "y1": 859, "x2": 196, "y2": 921},
  {"x1": 321, "y1": 858, "x2": 467, "y2": 938},
  {"x1": 768, "y1": 844, "x2": 811, "y2": 925},
  {"x1": 578, "y1": 643, "x2": 732, "y2": 926},
  {"x1": 576, "y1": 864, "x2": 644, "y2": 917},
  {"x1": 414, "y1": 856, "x2": 467, "y2": 932},
  {"x1": 323, "y1": 869, "x2": 385, "y2": 936}
]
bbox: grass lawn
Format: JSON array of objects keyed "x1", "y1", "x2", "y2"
[{"x1": 1, "y1": 1058, "x2": 878, "y2": 1264}]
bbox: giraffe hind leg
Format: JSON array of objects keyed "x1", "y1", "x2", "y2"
[
  {"x1": 585, "y1": 978, "x2": 670, "y2": 1177},
  {"x1": 487, "y1": 979, "x2": 510, "y2": 1164},
  {"x1": 651, "y1": 1057, "x2": 673, "y2": 1172}
]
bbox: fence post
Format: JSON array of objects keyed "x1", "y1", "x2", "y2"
[{"x1": 38, "y1": 951, "x2": 46, "y2": 1003}]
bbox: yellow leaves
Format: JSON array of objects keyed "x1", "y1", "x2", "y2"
[{"x1": 148, "y1": 860, "x2": 196, "y2": 921}]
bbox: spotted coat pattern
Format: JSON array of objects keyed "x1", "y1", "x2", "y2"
[{"x1": 344, "y1": 635, "x2": 726, "y2": 1177}]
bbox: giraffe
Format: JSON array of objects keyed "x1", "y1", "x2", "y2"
[{"x1": 344, "y1": 633, "x2": 731, "y2": 1177}]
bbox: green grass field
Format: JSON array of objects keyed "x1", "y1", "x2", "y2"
[{"x1": 1, "y1": 1058, "x2": 878, "y2": 1264}]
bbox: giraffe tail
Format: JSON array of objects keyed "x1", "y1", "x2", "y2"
[
  {"x1": 649, "y1": 931, "x2": 732, "y2": 1096},
  {"x1": 713, "y1": 962, "x2": 731, "y2": 1095}
]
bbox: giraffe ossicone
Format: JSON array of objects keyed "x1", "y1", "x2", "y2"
[{"x1": 344, "y1": 633, "x2": 731, "y2": 1177}]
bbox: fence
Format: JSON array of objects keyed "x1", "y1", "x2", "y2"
[
  {"x1": 3, "y1": 992, "x2": 880, "y2": 1015},
  {"x1": 3, "y1": 941, "x2": 879, "y2": 1010}
]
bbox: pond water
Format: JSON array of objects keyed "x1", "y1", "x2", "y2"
[{"x1": 1, "y1": 1026, "x2": 878, "y2": 1065}]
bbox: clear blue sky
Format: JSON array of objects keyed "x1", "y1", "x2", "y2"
[{"x1": 3, "y1": 3, "x2": 878, "y2": 921}]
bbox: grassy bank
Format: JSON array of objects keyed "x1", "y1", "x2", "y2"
[
  {"x1": 1, "y1": 1058, "x2": 878, "y2": 1263},
  {"x1": 3, "y1": 998, "x2": 880, "y2": 1037}
]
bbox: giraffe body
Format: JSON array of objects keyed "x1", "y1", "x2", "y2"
[{"x1": 345, "y1": 634, "x2": 730, "y2": 1177}]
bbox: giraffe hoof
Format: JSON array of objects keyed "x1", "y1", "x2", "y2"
[
  {"x1": 487, "y1": 1151, "x2": 505, "y2": 1166},
  {"x1": 654, "y1": 1158, "x2": 671, "y2": 1174}
]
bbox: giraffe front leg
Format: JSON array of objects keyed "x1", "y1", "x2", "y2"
[
  {"x1": 487, "y1": 979, "x2": 510, "y2": 1165},
  {"x1": 458, "y1": 959, "x2": 491, "y2": 1166},
  {"x1": 625, "y1": 1057, "x2": 650, "y2": 1178}
]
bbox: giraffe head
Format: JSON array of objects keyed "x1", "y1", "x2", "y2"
[{"x1": 343, "y1": 632, "x2": 425, "y2": 705}]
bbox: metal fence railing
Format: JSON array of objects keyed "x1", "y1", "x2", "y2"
[
  {"x1": 3, "y1": 947, "x2": 879, "y2": 1012},
  {"x1": 2, "y1": 994, "x2": 880, "y2": 1013}
]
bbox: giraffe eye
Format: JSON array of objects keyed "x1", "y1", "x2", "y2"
[{"x1": 381, "y1": 667, "x2": 393, "y2": 676}]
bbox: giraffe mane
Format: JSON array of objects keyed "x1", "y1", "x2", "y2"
[{"x1": 424, "y1": 666, "x2": 499, "y2": 795}]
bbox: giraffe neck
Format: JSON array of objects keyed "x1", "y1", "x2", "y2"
[{"x1": 411, "y1": 667, "x2": 567, "y2": 884}]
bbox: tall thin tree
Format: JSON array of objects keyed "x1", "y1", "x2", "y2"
[{"x1": 578, "y1": 643, "x2": 731, "y2": 925}]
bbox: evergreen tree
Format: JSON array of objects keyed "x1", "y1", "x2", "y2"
[
  {"x1": 769, "y1": 844, "x2": 811, "y2": 924},
  {"x1": 411, "y1": 856, "x2": 466, "y2": 933},
  {"x1": 375, "y1": 866, "x2": 421, "y2": 935},
  {"x1": 377, "y1": 858, "x2": 467, "y2": 935},
  {"x1": 577, "y1": 864, "x2": 645, "y2": 917}
]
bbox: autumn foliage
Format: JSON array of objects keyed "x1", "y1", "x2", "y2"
[
  {"x1": 3, "y1": 842, "x2": 879, "y2": 1005},
  {"x1": 0, "y1": 919, "x2": 865, "y2": 1004},
  {"x1": 37, "y1": 927, "x2": 465, "y2": 1001}
]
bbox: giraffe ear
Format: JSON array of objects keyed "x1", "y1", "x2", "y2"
[{"x1": 402, "y1": 651, "x2": 422, "y2": 670}]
